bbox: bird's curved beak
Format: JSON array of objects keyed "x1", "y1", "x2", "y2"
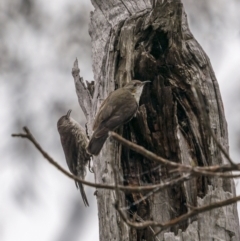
[
  {"x1": 66, "y1": 109, "x2": 72, "y2": 118},
  {"x1": 142, "y1": 80, "x2": 151, "y2": 85}
]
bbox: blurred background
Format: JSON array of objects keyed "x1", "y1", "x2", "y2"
[{"x1": 1, "y1": 0, "x2": 240, "y2": 240}]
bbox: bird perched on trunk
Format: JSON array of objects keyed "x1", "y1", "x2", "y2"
[
  {"x1": 57, "y1": 110, "x2": 91, "y2": 206},
  {"x1": 87, "y1": 80, "x2": 150, "y2": 156}
]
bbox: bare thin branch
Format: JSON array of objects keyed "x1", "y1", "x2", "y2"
[
  {"x1": 12, "y1": 127, "x2": 240, "y2": 234},
  {"x1": 115, "y1": 191, "x2": 240, "y2": 232},
  {"x1": 109, "y1": 131, "x2": 240, "y2": 177},
  {"x1": 120, "y1": 174, "x2": 192, "y2": 210},
  {"x1": 154, "y1": 193, "x2": 240, "y2": 235},
  {"x1": 11, "y1": 127, "x2": 192, "y2": 192}
]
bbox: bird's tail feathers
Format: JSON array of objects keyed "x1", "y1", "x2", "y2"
[
  {"x1": 76, "y1": 181, "x2": 89, "y2": 206},
  {"x1": 87, "y1": 128, "x2": 108, "y2": 156}
]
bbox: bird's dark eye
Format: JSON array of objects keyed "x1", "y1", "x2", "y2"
[{"x1": 134, "y1": 83, "x2": 137, "y2": 87}]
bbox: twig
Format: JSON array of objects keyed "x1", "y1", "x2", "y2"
[
  {"x1": 109, "y1": 131, "x2": 240, "y2": 177},
  {"x1": 115, "y1": 192, "x2": 240, "y2": 232},
  {"x1": 12, "y1": 127, "x2": 103, "y2": 189},
  {"x1": 12, "y1": 127, "x2": 240, "y2": 234},
  {"x1": 12, "y1": 127, "x2": 193, "y2": 192},
  {"x1": 127, "y1": 210, "x2": 161, "y2": 241},
  {"x1": 154, "y1": 193, "x2": 240, "y2": 235},
  {"x1": 109, "y1": 131, "x2": 191, "y2": 168},
  {"x1": 120, "y1": 174, "x2": 192, "y2": 210}
]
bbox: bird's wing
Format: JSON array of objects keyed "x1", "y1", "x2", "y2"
[
  {"x1": 93, "y1": 89, "x2": 138, "y2": 136},
  {"x1": 92, "y1": 91, "x2": 115, "y2": 131},
  {"x1": 60, "y1": 132, "x2": 79, "y2": 175}
]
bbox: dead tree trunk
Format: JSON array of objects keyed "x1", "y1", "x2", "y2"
[{"x1": 75, "y1": 0, "x2": 240, "y2": 240}]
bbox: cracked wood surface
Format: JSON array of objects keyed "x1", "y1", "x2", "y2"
[{"x1": 74, "y1": 0, "x2": 240, "y2": 240}]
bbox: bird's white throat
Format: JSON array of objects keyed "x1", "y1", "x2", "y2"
[{"x1": 133, "y1": 85, "x2": 144, "y2": 104}]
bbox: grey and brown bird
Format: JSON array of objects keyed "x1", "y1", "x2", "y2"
[
  {"x1": 57, "y1": 110, "x2": 91, "y2": 206},
  {"x1": 87, "y1": 80, "x2": 150, "y2": 156}
]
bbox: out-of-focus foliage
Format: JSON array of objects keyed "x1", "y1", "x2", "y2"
[{"x1": 0, "y1": 0, "x2": 240, "y2": 241}]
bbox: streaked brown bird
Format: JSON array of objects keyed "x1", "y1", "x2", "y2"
[
  {"x1": 87, "y1": 80, "x2": 150, "y2": 156},
  {"x1": 57, "y1": 110, "x2": 91, "y2": 206}
]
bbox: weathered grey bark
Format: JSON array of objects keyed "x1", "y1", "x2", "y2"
[{"x1": 75, "y1": 0, "x2": 240, "y2": 240}]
